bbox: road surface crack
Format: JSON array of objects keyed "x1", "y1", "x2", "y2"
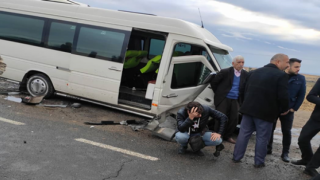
[{"x1": 103, "y1": 160, "x2": 133, "y2": 180}]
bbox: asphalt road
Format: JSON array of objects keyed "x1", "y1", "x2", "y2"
[{"x1": 0, "y1": 82, "x2": 313, "y2": 180}]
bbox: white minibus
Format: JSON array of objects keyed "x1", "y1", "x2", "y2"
[{"x1": 0, "y1": 0, "x2": 233, "y2": 125}]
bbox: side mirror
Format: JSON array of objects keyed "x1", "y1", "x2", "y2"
[{"x1": 202, "y1": 72, "x2": 217, "y2": 84}]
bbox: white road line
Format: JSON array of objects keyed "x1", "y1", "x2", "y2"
[
  {"x1": 0, "y1": 117, "x2": 25, "y2": 125},
  {"x1": 75, "y1": 138, "x2": 159, "y2": 161}
]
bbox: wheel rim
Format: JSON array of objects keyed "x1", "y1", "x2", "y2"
[{"x1": 29, "y1": 78, "x2": 47, "y2": 96}]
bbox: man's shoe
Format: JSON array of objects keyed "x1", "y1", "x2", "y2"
[
  {"x1": 194, "y1": 150, "x2": 205, "y2": 156},
  {"x1": 213, "y1": 144, "x2": 225, "y2": 157},
  {"x1": 225, "y1": 137, "x2": 236, "y2": 144},
  {"x1": 178, "y1": 145, "x2": 187, "y2": 154},
  {"x1": 291, "y1": 159, "x2": 308, "y2": 166},
  {"x1": 232, "y1": 158, "x2": 242, "y2": 163},
  {"x1": 267, "y1": 149, "x2": 272, "y2": 155},
  {"x1": 304, "y1": 168, "x2": 319, "y2": 177},
  {"x1": 254, "y1": 163, "x2": 266, "y2": 168},
  {"x1": 281, "y1": 154, "x2": 290, "y2": 163}
]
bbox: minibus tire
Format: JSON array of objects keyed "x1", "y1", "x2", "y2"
[{"x1": 26, "y1": 74, "x2": 54, "y2": 98}]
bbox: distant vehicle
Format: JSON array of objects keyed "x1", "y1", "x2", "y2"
[{"x1": 0, "y1": 0, "x2": 233, "y2": 121}]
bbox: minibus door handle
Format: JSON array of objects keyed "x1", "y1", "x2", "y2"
[
  {"x1": 162, "y1": 93, "x2": 178, "y2": 98},
  {"x1": 56, "y1": 66, "x2": 70, "y2": 72},
  {"x1": 108, "y1": 66, "x2": 122, "y2": 72}
]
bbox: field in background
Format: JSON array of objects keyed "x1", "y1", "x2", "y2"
[{"x1": 300, "y1": 74, "x2": 318, "y2": 111}]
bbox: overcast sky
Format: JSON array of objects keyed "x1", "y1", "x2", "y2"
[{"x1": 75, "y1": 0, "x2": 320, "y2": 75}]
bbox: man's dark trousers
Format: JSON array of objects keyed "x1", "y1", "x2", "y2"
[
  {"x1": 214, "y1": 98, "x2": 238, "y2": 139},
  {"x1": 268, "y1": 112, "x2": 294, "y2": 154},
  {"x1": 298, "y1": 118, "x2": 320, "y2": 169},
  {"x1": 311, "y1": 174, "x2": 320, "y2": 180},
  {"x1": 233, "y1": 114, "x2": 273, "y2": 165}
]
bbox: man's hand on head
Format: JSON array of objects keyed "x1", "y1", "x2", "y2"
[{"x1": 188, "y1": 107, "x2": 199, "y2": 120}]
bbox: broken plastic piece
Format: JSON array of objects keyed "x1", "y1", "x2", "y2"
[
  {"x1": 84, "y1": 121, "x2": 120, "y2": 125},
  {"x1": 41, "y1": 104, "x2": 67, "y2": 108},
  {"x1": 22, "y1": 96, "x2": 44, "y2": 105},
  {"x1": 71, "y1": 103, "x2": 81, "y2": 108},
  {"x1": 5, "y1": 96, "x2": 22, "y2": 103}
]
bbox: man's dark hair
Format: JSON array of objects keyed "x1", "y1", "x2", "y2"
[
  {"x1": 289, "y1": 58, "x2": 302, "y2": 65},
  {"x1": 185, "y1": 101, "x2": 204, "y2": 114}
]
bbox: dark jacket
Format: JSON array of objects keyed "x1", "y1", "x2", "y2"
[
  {"x1": 176, "y1": 105, "x2": 228, "y2": 135},
  {"x1": 307, "y1": 78, "x2": 320, "y2": 121},
  {"x1": 210, "y1": 67, "x2": 248, "y2": 107},
  {"x1": 239, "y1": 63, "x2": 289, "y2": 122},
  {"x1": 288, "y1": 74, "x2": 306, "y2": 111}
]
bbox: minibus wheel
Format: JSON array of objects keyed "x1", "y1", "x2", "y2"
[{"x1": 26, "y1": 74, "x2": 54, "y2": 98}]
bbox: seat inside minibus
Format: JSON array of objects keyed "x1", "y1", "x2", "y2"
[{"x1": 118, "y1": 29, "x2": 167, "y2": 110}]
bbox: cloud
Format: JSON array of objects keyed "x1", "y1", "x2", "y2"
[
  {"x1": 221, "y1": 32, "x2": 252, "y2": 40},
  {"x1": 76, "y1": 0, "x2": 320, "y2": 45},
  {"x1": 198, "y1": 0, "x2": 320, "y2": 44},
  {"x1": 214, "y1": 0, "x2": 320, "y2": 30},
  {"x1": 277, "y1": 46, "x2": 300, "y2": 52}
]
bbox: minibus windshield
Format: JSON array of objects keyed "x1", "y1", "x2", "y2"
[{"x1": 208, "y1": 45, "x2": 232, "y2": 69}]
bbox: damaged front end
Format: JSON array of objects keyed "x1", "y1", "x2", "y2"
[{"x1": 0, "y1": 56, "x2": 7, "y2": 76}]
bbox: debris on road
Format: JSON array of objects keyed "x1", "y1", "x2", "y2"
[
  {"x1": 40, "y1": 104, "x2": 68, "y2": 108},
  {"x1": 71, "y1": 103, "x2": 81, "y2": 108},
  {"x1": 150, "y1": 116, "x2": 177, "y2": 141},
  {"x1": 22, "y1": 96, "x2": 44, "y2": 105},
  {"x1": 84, "y1": 121, "x2": 120, "y2": 125},
  {"x1": 127, "y1": 119, "x2": 149, "y2": 131},
  {"x1": 83, "y1": 119, "x2": 149, "y2": 131},
  {"x1": 5, "y1": 96, "x2": 22, "y2": 103}
]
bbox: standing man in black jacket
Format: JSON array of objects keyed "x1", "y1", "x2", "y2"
[
  {"x1": 210, "y1": 55, "x2": 248, "y2": 144},
  {"x1": 176, "y1": 101, "x2": 228, "y2": 156},
  {"x1": 232, "y1": 53, "x2": 290, "y2": 168},
  {"x1": 291, "y1": 78, "x2": 320, "y2": 178}
]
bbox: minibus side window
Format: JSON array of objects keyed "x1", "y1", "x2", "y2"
[
  {"x1": 47, "y1": 22, "x2": 76, "y2": 53},
  {"x1": 172, "y1": 43, "x2": 217, "y2": 70},
  {"x1": 173, "y1": 43, "x2": 191, "y2": 54},
  {"x1": 75, "y1": 26, "x2": 129, "y2": 62},
  {"x1": 171, "y1": 43, "x2": 213, "y2": 89},
  {"x1": 149, "y1": 39, "x2": 165, "y2": 59},
  {"x1": 171, "y1": 62, "x2": 211, "y2": 89},
  {"x1": 0, "y1": 12, "x2": 45, "y2": 46}
]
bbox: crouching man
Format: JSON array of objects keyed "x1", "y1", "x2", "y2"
[{"x1": 176, "y1": 101, "x2": 227, "y2": 156}]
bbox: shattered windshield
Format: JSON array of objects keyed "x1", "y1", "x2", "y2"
[{"x1": 208, "y1": 45, "x2": 232, "y2": 69}]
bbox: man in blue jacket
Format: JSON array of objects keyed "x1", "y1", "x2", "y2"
[
  {"x1": 176, "y1": 101, "x2": 227, "y2": 156},
  {"x1": 267, "y1": 58, "x2": 306, "y2": 162}
]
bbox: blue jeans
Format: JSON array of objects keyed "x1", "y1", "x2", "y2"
[
  {"x1": 233, "y1": 114, "x2": 273, "y2": 165},
  {"x1": 175, "y1": 132, "x2": 222, "y2": 147}
]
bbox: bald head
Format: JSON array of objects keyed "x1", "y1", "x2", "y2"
[{"x1": 270, "y1": 53, "x2": 289, "y2": 71}]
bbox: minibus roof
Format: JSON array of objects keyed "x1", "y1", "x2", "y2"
[{"x1": 0, "y1": 0, "x2": 233, "y2": 52}]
